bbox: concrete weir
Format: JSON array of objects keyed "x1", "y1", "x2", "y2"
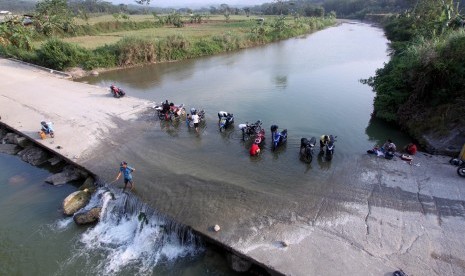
[{"x1": 2, "y1": 58, "x2": 465, "y2": 275}]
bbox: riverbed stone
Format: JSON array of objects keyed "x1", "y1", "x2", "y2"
[
  {"x1": 17, "y1": 146, "x2": 49, "y2": 166},
  {"x1": 47, "y1": 156, "x2": 63, "y2": 166},
  {"x1": 63, "y1": 189, "x2": 91, "y2": 216},
  {"x1": 45, "y1": 164, "x2": 88, "y2": 185},
  {"x1": 79, "y1": 176, "x2": 96, "y2": 193},
  {"x1": 0, "y1": 127, "x2": 7, "y2": 140},
  {"x1": 4, "y1": 132, "x2": 19, "y2": 144},
  {"x1": 14, "y1": 136, "x2": 31, "y2": 148},
  {"x1": 226, "y1": 253, "x2": 252, "y2": 273},
  {"x1": 0, "y1": 143, "x2": 21, "y2": 155},
  {"x1": 73, "y1": 207, "x2": 101, "y2": 225}
]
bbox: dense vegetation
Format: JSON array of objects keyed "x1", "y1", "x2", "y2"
[
  {"x1": 0, "y1": 0, "x2": 335, "y2": 71},
  {"x1": 363, "y1": 0, "x2": 465, "y2": 145}
]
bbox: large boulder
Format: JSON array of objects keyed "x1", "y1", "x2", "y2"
[
  {"x1": 17, "y1": 146, "x2": 49, "y2": 166},
  {"x1": 47, "y1": 156, "x2": 63, "y2": 166},
  {"x1": 45, "y1": 165, "x2": 88, "y2": 185},
  {"x1": 4, "y1": 133, "x2": 18, "y2": 144},
  {"x1": 63, "y1": 189, "x2": 91, "y2": 216},
  {"x1": 0, "y1": 144, "x2": 21, "y2": 155},
  {"x1": 422, "y1": 127, "x2": 465, "y2": 156},
  {"x1": 78, "y1": 176, "x2": 96, "y2": 193},
  {"x1": 14, "y1": 136, "x2": 31, "y2": 148},
  {"x1": 73, "y1": 207, "x2": 101, "y2": 225}
]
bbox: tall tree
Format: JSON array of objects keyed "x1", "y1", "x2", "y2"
[{"x1": 35, "y1": 0, "x2": 75, "y2": 35}]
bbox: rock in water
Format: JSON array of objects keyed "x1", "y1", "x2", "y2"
[
  {"x1": 63, "y1": 190, "x2": 91, "y2": 216},
  {"x1": 45, "y1": 165, "x2": 87, "y2": 185},
  {"x1": 17, "y1": 146, "x2": 49, "y2": 166},
  {"x1": 78, "y1": 176, "x2": 96, "y2": 193},
  {"x1": 73, "y1": 207, "x2": 101, "y2": 225}
]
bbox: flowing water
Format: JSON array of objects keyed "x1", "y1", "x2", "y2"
[
  {"x1": 1, "y1": 22, "x2": 413, "y2": 275},
  {"x1": 0, "y1": 154, "x2": 239, "y2": 275}
]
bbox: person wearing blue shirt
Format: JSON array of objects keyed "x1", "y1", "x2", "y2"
[{"x1": 115, "y1": 161, "x2": 135, "y2": 191}]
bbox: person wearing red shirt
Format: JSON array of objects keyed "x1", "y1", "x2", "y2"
[
  {"x1": 406, "y1": 143, "x2": 417, "y2": 155},
  {"x1": 250, "y1": 143, "x2": 260, "y2": 156}
]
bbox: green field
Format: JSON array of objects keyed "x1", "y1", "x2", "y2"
[{"x1": 65, "y1": 15, "x2": 289, "y2": 49}]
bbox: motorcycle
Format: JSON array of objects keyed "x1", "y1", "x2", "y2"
[
  {"x1": 270, "y1": 125, "x2": 287, "y2": 150},
  {"x1": 458, "y1": 163, "x2": 465, "y2": 177},
  {"x1": 187, "y1": 108, "x2": 205, "y2": 128},
  {"x1": 218, "y1": 111, "x2": 234, "y2": 132},
  {"x1": 154, "y1": 102, "x2": 185, "y2": 121},
  {"x1": 324, "y1": 135, "x2": 336, "y2": 160},
  {"x1": 254, "y1": 129, "x2": 265, "y2": 145},
  {"x1": 110, "y1": 85, "x2": 125, "y2": 98},
  {"x1": 300, "y1": 137, "x2": 316, "y2": 163},
  {"x1": 239, "y1": 120, "x2": 262, "y2": 141}
]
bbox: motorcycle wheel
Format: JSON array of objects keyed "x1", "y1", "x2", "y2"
[
  {"x1": 326, "y1": 149, "x2": 333, "y2": 160},
  {"x1": 305, "y1": 148, "x2": 313, "y2": 163},
  {"x1": 457, "y1": 166, "x2": 465, "y2": 177},
  {"x1": 300, "y1": 148, "x2": 312, "y2": 163}
]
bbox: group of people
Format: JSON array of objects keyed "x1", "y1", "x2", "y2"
[
  {"x1": 160, "y1": 100, "x2": 185, "y2": 120},
  {"x1": 368, "y1": 138, "x2": 417, "y2": 160}
]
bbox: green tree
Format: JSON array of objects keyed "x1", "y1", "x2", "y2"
[
  {"x1": 0, "y1": 16, "x2": 34, "y2": 50},
  {"x1": 35, "y1": 0, "x2": 75, "y2": 36}
]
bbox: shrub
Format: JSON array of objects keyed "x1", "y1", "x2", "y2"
[
  {"x1": 114, "y1": 37, "x2": 156, "y2": 66},
  {"x1": 37, "y1": 38, "x2": 90, "y2": 70}
]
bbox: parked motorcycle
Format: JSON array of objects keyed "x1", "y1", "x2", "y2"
[
  {"x1": 458, "y1": 163, "x2": 465, "y2": 177},
  {"x1": 239, "y1": 120, "x2": 262, "y2": 141},
  {"x1": 270, "y1": 125, "x2": 287, "y2": 150},
  {"x1": 110, "y1": 85, "x2": 125, "y2": 98},
  {"x1": 300, "y1": 137, "x2": 316, "y2": 163},
  {"x1": 218, "y1": 111, "x2": 234, "y2": 132},
  {"x1": 324, "y1": 135, "x2": 336, "y2": 160},
  {"x1": 187, "y1": 108, "x2": 205, "y2": 128}
]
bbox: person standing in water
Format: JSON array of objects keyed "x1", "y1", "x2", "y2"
[{"x1": 115, "y1": 161, "x2": 135, "y2": 191}]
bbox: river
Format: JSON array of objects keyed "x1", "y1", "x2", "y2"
[{"x1": 1, "y1": 22, "x2": 412, "y2": 275}]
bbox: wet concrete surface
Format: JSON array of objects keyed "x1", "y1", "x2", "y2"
[{"x1": 2, "y1": 58, "x2": 465, "y2": 275}]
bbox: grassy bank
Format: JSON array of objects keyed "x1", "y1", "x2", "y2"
[{"x1": 0, "y1": 15, "x2": 335, "y2": 71}]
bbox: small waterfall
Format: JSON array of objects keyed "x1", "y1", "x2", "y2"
[{"x1": 56, "y1": 186, "x2": 203, "y2": 276}]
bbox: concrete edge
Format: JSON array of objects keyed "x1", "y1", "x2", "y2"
[
  {"x1": 6, "y1": 58, "x2": 72, "y2": 79},
  {"x1": 0, "y1": 121, "x2": 95, "y2": 178}
]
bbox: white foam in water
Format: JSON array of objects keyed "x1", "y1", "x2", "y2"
[
  {"x1": 52, "y1": 217, "x2": 74, "y2": 232},
  {"x1": 63, "y1": 188, "x2": 201, "y2": 275}
]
